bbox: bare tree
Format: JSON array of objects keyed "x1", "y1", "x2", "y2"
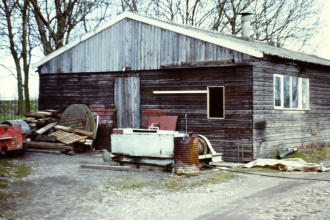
[
  {"x1": 252, "y1": 0, "x2": 320, "y2": 50},
  {"x1": 208, "y1": 0, "x2": 321, "y2": 50},
  {"x1": 30, "y1": 0, "x2": 319, "y2": 55},
  {"x1": 0, "y1": 0, "x2": 115, "y2": 113},
  {"x1": 149, "y1": 0, "x2": 216, "y2": 27},
  {"x1": 121, "y1": 0, "x2": 138, "y2": 11},
  {"x1": 0, "y1": 0, "x2": 34, "y2": 113},
  {"x1": 127, "y1": 0, "x2": 321, "y2": 51},
  {"x1": 30, "y1": 0, "x2": 113, "y2": 55}
]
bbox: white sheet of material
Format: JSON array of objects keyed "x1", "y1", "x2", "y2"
[{"x1": 243, "y1": 158, "x2": 330, "y2": 172}]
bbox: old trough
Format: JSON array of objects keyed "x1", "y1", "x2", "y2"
[{"x1": 110, "y1": 127, "x2": 222, "y2": 174}]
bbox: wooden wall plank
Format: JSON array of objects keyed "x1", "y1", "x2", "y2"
[
  {"x1": 40, "y1": 18, "x2": 252, "y2": 74},
  {"x1": 39, "y1": 66, "x2": 253, "y2": 161},
  {"x1": 253, "y1": 59, "x2": 330, "y2": 158}
]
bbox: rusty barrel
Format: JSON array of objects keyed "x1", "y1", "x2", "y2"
[{"x1": 174, "y1": 136, "x2": 199, "y2": 176}]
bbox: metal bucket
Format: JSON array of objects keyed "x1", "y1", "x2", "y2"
[{"x1": 174, "y1": 136, "x2": 199, "y2": 176}]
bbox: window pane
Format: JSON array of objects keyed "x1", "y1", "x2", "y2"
[
  {"x1": 283, "y1": 76, "x2": 291, "y2": 108},
  {"x1": 292, "y1": 77, "x2": 299, "y2": 108},
  {"x1": 208, "y1": 87, "x2": 224, "y2": 118},
  {"x1": 274, "y1": 76, "x2": 282, "y2": 107},
  {"x1": 302, "y1": 78, "x2": 309, "y2": 109}
]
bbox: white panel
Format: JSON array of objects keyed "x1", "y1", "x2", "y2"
[{"x1": 111, "y1": 133, "x2": 175, "y2": 158}]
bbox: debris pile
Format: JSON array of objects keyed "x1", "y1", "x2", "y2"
[{"x1": 23, "y1": 109, "x2": 95, "y2": 155}]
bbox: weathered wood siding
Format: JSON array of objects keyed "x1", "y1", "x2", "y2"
[
  {"x1": 39, "y1": 66, "x2": 253, "y2": 161},
  {"x1": 140, "y1": 67, "x2": 253, "y2": 162},
  {"x1": 39, "y1": 18, "x2": 252, "y2": 74},
  {"x1": 114, "y1": 76, "x2": 140, "y2": 128},
  {"x1": 253, "y1": 59, "x2": 330, "y2": 158},
  {"x1": 39, "y1": 73, "x2": 115, "y2": 110}
]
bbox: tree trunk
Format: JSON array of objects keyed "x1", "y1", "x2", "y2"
[
  {"x1": 16, "y1": 70, "x2": 24, "y2": 115},
  {"x1": 22, "y1": 0, "x2": 30, "y2": 113}
]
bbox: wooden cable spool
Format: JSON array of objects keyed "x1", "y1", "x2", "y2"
[{"x1": 59, "y1": 104, "x2": 96, "y2": 139}]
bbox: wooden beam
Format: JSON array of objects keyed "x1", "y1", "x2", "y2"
[
  {"x1": 160, "y1": 60, "x2": 252, "y2": 69},
  {"x1": 24, "y1": 112, "x2": 46, "y2": 118},
  {"x1": 37, "y1": 111, "x2": 53, "y2": 116},
  {"x1": 54, "y1": 125, "x2": 72, "y2": 132},
  {"x1": 36, "y1": 135, "x2": 57, "y2": 142},
  {"x1": 23, "y1": 141, "x2": 73, "y2": 151},
  {"x1": 35, "y1": 122, "x2": 57, "y2": 135},
  {"x1": 73, "y1": 129, "x2": 94, "y2": 139},
  {"x1": 26, "y1": 149, "x2": 62, "y2": 155}
]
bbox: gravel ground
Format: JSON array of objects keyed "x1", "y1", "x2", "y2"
[{"x1": 1, "y1": 152, "x2": 330, "y2": 220}]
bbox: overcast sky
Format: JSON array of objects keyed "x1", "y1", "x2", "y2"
[{"x1": 1, "y1": 1, "x2": 330, "y2": 99}]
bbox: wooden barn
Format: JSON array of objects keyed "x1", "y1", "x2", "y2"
[{"x1": 34, "y1": 12, "x2": 330, "y2": 162}]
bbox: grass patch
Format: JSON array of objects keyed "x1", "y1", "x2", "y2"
[
  {"x1": 105, "y1": 175, "x2": 157, "y2": 192},
  {"x1": 0, "y1": 159, "x2": 32, "y2": 178},
  {"x1": 287, "y1": 150, "x2": 330, "y2": 163},
  {"x1": 286, "y1": 142, "x2": 330, "y2": 163},
  {"x1": 231, "y1": 166, "x2": 281, "y2": 173},
  {"x1": 0, "y1": 160, "x2": 31, "y2": 218},
  {"x1": 190, "y1": 172, "x2": 233, "y2": 187},
  {"x1": 164, "y1": 177, "x2": 187, "y2": 191},
  {"x1": 117, "y1": 181, "x2": 155, "y2": 190},
  {"x1": 164, "y1": 171, "x2": 234, "y2": 191},
  {"x1": 268, "y1": 142, "x2": 330, "y2": 163},
  {"x1": 0, "y1": 99, "x2": 38, "y2": 122}
]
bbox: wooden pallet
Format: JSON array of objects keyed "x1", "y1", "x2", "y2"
[{"x1": 49, "y1": 130, "x2": 87, "y2": 145}]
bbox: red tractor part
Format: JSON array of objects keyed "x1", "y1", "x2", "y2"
[{"x1": 0, "y1": 124, "x2": 24, "y2": 157}]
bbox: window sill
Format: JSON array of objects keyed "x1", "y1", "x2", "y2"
[
  {"x1": 274, "y1": 107, "x2": 310, "y2": 111},
  {"x1": 207, "y1": 117, "x2": 225, "y2": 120}
]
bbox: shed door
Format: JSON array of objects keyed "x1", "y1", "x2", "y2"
[{"x1": 114, "y1": 76, "x2": 140, "y2": 128}]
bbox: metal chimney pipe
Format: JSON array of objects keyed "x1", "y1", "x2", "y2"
[{"x1": 240, "y1": 13, "x2": 252, "y2": 39}]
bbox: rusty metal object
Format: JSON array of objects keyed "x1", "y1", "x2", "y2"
[
  {"x1": 0, "y1": 124, "x2": 24, "y2": 156},
  {"x1": 174, "y1": 136, "x2": 199, "y2": 176},
  {"x1": 94, "y1": 124, "x2": 113, "y2": 150},
  {"x1": 147, "y1": 116, "x2": 178, "y2": 130}
]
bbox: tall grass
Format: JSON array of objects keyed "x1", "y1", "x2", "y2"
[{"x1": 0, "y1": 97, "x2": 38, "y2": 122}]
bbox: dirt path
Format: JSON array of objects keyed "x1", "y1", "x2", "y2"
[
  {"x1": 202, "y1": 172, "x2": 330, "y2": 219},
  {"x1": 1, "y1": 152, "x2": 330, "y2": 220}
]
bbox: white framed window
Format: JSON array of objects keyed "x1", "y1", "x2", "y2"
[
  {"x1": 207, "y1": 86, "x2": 225, "y2": 119},
  {"x1": 273, "y1": 74, "x2": 309, "y2": 110}
]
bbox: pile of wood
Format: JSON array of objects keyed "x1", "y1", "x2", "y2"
[{"x1": 23, "y1": 110, "x2": 94, "y2": 155}]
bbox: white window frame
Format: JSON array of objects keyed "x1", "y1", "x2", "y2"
[
  {"x1": 207, "y1": 86, "x2": 225, "y2": 119},
  {"x1": 273, "y1": 74, "x2": 310, "y2": 110}
]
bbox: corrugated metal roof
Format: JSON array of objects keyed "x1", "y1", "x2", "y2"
[
  {"x1": 162, "y1": 19, "x2": 330, "y2": 66},
  {"x1": 34, "y1": 12, "x2": 330, "y2": 68}
]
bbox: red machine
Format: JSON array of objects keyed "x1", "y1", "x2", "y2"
[{"x1": 0, "y1": 124, "x2": 25, "y2": 156}]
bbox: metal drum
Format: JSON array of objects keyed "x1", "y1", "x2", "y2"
[{"x1": 174, "y1": 136, "x2": 199, "y2": 176}]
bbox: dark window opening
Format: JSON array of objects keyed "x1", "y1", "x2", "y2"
[
  {"x1": 283, "y1": 76, "x2": 291, "y2": 108},
  {"x1": 274, "y1": 76, "x2": 282, "y2": 107},
  {"x1": 208, "y1": 86, "x2": 225, "y2": 119}
]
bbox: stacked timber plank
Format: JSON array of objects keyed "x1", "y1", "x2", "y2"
[{"x1": 22, "y1": 110, "x2": 94, "y2": 154}]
